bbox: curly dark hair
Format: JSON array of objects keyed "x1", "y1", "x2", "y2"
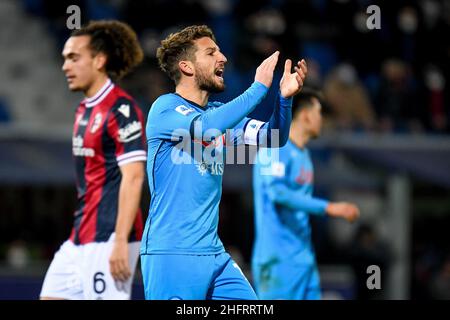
[
  {"x1": 157, "y1": 25, "x2": 216, "y2": 84},
  {"x1": 72, "y1": 20, "x2": 144, "y2": 80}
]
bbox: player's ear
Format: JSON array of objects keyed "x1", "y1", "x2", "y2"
[
  {"x1": 301, "y1": 108, "x2": 311, "y2": 125},
  {"x1": 93, "y1": 52, "x2": 108, "y2": 71},
  {"x1": 179, "y1": 60, "x2": 194, "y2": 77}
]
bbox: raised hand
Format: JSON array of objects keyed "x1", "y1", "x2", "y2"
[
  {"x1": 254, "y1": 51, "x2": 280, "y2": 88},
  {"x1": 279, "y1": 59, "x2": 307, "y2": 98}
]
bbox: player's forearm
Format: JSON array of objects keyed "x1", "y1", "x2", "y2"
[
  {"x1": 192, "y1": 81, "x2": 268, "y2": 138},
  {"x1": 268, "y1": 184, "x2": 328, "y2": 215},
  {"x1": 257, "y1": 92, "x2": 292, "y2": 147},
  {"x1": 115, "y1": 173, "x2": 144, "y2": 241}
]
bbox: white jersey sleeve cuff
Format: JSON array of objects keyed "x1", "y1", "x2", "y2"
[{"x1": 117, "y1": 150, "x2": 147, "y2": 166}]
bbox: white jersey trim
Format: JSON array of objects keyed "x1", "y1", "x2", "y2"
[
  {"x1": 83, "y1": 79, "x2": 114, "y2": 108},
  {"x1": 244, "y1": 119, "x2": 265, "y2": 145},
  {"x1": 117, "y1": 150, "x2": 147, "y2": 166}
]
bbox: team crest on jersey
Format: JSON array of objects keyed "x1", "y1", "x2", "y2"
[{"x1": 90, "y1": 113, "x2": 103, "y2": 133}]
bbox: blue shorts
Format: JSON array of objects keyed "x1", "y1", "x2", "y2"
[
  {"x1": 252, "y1": 259, "x2": 321, "y2": 300},
  {"x1": 141, "y1": 252, "x2": 257, "y2": 300}
]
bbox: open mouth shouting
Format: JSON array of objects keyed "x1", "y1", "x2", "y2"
[{"x1": 215, "y1": 68, "x2": 224, "y2": 81}]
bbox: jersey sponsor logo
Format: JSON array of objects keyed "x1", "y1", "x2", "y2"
[
  {"x1": 76, "y1": 114, "x2": 88, "y2": 126},
  {"x1": 72, "y1": 135, "x2": 95, "y2": 157},
  {"x1": 90, "y1": 113, "x2": 103, "y2": 133},
  {"x1": 118, "y1": 121, "x2": 142, "y2": 143},
  {"x1": 295, "y1": 168, "x2": 313, "y2": 184},
  {"x1": 175, "y1": 105, "x2": 195, "y2": 116},
  {"x1": 192, "y1": 134, "x2": 226, "y2": 148},
  {"x1": 210, "y1": 162, "x2": 224, "y2": 176},
  {"x1": 271, "y1": 162, "x2": 285, "y2": 177},
  {"x1": 197, "y1": 161, "x2": 209, "y2": 176},
  {"x1": 118, "y1": 104, "x2": 130, "y2": 118},
  {"x1": 196, "y1": 161, "x2": 224, "y2": 176}
]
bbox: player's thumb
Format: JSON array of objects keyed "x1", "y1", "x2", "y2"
[{"x1": 283, "y1": 59, "x2": 292, "y2": 75}]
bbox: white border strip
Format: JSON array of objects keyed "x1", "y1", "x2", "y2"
[
  {"x1": 117, "y1": 150, "x2": 146, "y2": 161},
  {"x1": 118, "y1": 155, "x2": 147, "y2": 166},
  {"x1": 244, "y1": 119, "x2": 265, "y2": 145}
]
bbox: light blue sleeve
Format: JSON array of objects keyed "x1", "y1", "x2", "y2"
[
  {"x1": 226, "y1": 92, "x2": 292, "y2": 147},
  {"x1": 267, "y1": 183, "x2": 329, "y2": 215},
  {"x1": 226, "y1": 116, "x2": 251, "y2": 146},
  {"x1": 257, "y1": 92, "x2": 292, "y2": 147},
  {"x1": 148, "y1": 82, "x2": 269, "y2": 142},
  {"x1": 193, "y1": 81, "x2": 268, "y2": 140},
  {"x1": 146, "y1": 95, "x2": 201, "y2": 142},
  {"x1": 260, "y1": 152, "x2": 329, "y2": 215}
]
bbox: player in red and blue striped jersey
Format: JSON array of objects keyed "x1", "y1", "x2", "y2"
[{"x1": 40, "y1": 20, "x2": 146, "y2": 300}]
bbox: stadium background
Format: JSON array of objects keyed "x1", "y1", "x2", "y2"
[{"x1": 0, "y1": 0, "x2": 449, "y2": 300}]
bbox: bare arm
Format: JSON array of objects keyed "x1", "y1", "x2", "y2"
[{"x1": 109, "y1": 161, "x2": 145, "y2": 282}]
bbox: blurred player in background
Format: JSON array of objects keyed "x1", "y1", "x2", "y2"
[
  {"x1": 252, "y1": 88, "x2": 360, "y2": 300},
  {"x1": 141, "y1": 25, "x2": 308, "y2": 300},
  {"x1": 40, "y1": 20, "x2": 146, "y2": 300}
]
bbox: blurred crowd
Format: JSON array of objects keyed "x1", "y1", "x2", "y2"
[{"x1": 11, "y1": 0, "x2": 450, "y2": 134}]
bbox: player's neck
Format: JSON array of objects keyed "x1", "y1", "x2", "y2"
[
  {"x1": 289, "y1": 126, "x2": 310, "y2": 149},
  {"x1": 175, "y1": 82, "x2": 209, "y2": 107},
  {"x1": 84, "y1": 75, "x2": 110, "y2": 98}
]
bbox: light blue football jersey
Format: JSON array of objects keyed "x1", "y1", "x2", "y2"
[
  {"x1": 141, "y1": 81, "x2": 292, "y2": 255},
  {"x1": 252, "y1": 140, "x2": 329, "y2": 265}
]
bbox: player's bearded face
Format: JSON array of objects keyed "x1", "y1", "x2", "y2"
[
  {"x1": 191, "y1": 37, "x2": 227, "y2": 93},
  {"x1": 194, "y1": 62, "x2": 225, "y2": 93}
]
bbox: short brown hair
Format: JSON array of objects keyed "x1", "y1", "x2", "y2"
[
  {"x1": 72, "y1": 20, "x2": 144, "y2": 80},
  {"x1": 292, "y1": 88, "x2": 324, "y2": 117},
  {"x1": 157, "y1": 25, "x2": 216, "y2": 84}
]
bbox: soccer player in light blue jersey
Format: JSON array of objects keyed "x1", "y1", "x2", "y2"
[
  {"x1": 252, "y1": 88, "x2": 360, "y2": 300},
  {"x1": 140, "y1": 25, "x2": 308, "y2": 300}
]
